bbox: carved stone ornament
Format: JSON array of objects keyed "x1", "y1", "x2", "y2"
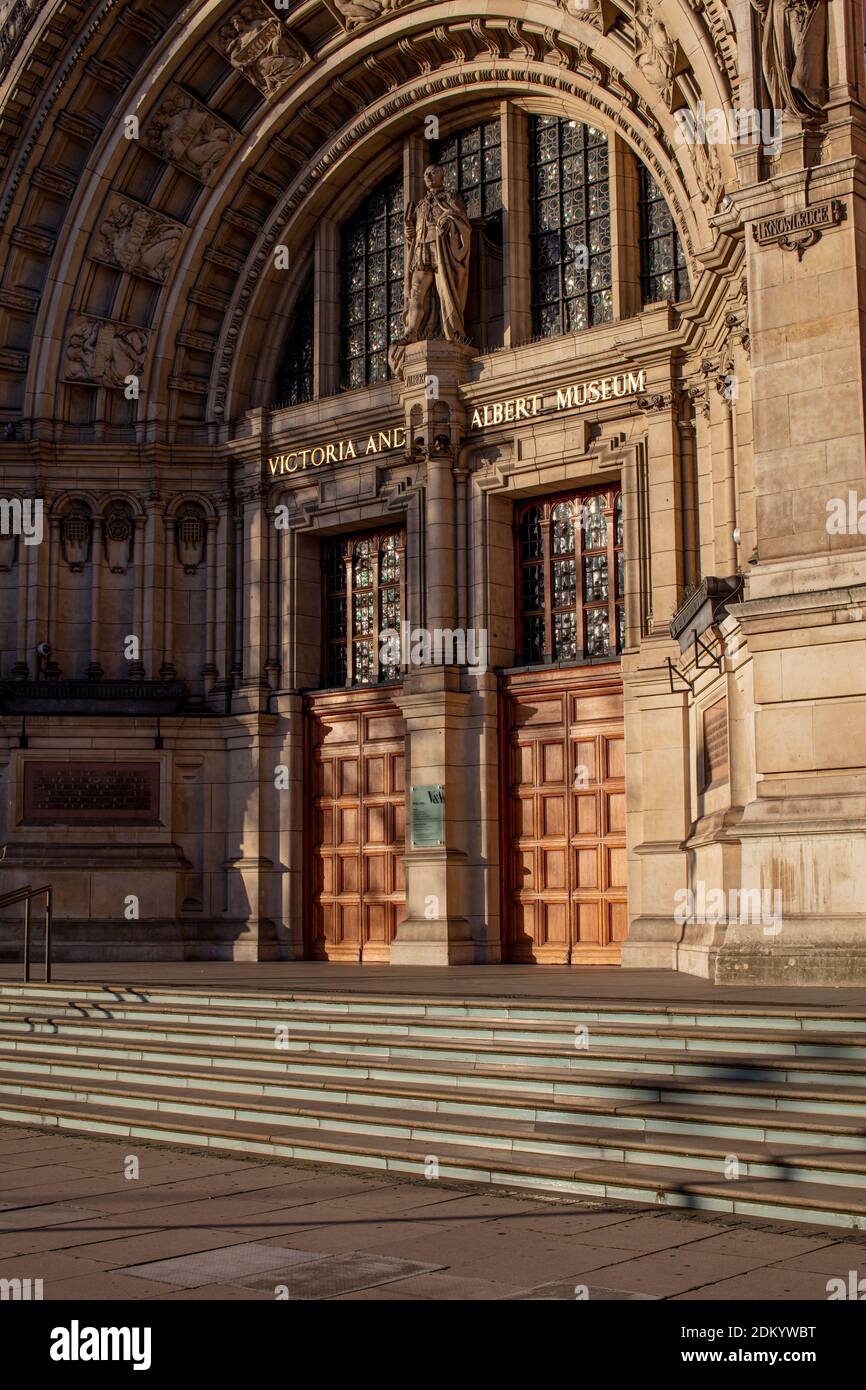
[
  {"x1": 175, "y1": 507, "x2": 207, "y2": 574},
  {"x1": 216, "y1": 3, "x2": 307, "y2": 97},
  {"x1": 93, "y1": 198, "x2": 184, "y2": 284},
  {"x1": 331, "y1": 0, "x2": 410, "y2": 30},
  {"x1": 388, "y1": 164, "x2": 472, "y2": 376},
  {"x1": 694, "y1": 139, "x2": 724, "y2": 211},
  {"x1": 0, "y1": 0, "x2": 42, "y2": 80},
  {"x1": 64, "y1": 316, "x2": 149, "y2": 389},
  {"x1": 103, "y1": 508, "x2": 135, "y2": 574},
  {"x1": 60, "y1": 511, "x2": 92, "y2": 572},
  {"x1": 749, "y1": 0, "x2": 827, "y2": 120},
  {"x1": 557, "y1": 0, "x2": 614, "y2": 33},
  {"x1": 634, "y1": 0, "x2": 680, "y2": 110},
  {"x1": 143, "y1": 88, "x2": 234, "y2": 184}
]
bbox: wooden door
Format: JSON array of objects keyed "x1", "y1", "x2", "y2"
[
  {"x1": 307, "y1": 688, "x2": 405, "y2": 962},
  {"x1": 502, "y1": 666, "x2": 627, "y2": 964}
]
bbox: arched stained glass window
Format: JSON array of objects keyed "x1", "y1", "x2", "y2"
[
  {"x1": 516, "y1": 488, "x2": 624, "y2": 664},
  {"x1": 530, "y1": 116, "x2": 612, "y2": 338},
  {"x1": 340, "y1": 174, "x2": 405, "y2": 390},
  {"x1": 274, "y1": 277, "x2": 314, "y2": 408},
  {"x1": 638, "y1": 163, "x2": 689, "y2": 305}
]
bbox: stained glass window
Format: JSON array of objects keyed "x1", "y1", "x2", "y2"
[
  {"x1": 638, "y1": 163, "x2": 688, "y2": 305},
  {"x1": 274, "y1": 277, "x2": 314, "y2": 408},
  {"x1": 516, "y1": 488, "x2": 624, "y2": 664},
  {"x1": 529, "y1": 116, "x2": 612, "y2": 338},
  {"x1": 340, "y1": 174, "x2": 405, "y2": 390},
  {"x1": 321, "y1": 529, "x2": 405, "y2": 687},
  {"x1": 435, "y1": 120, "x2": 502, "y2": 219}
]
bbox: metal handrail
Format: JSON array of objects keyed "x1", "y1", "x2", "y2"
[{"x1": 0, "y1": 884, "x2": 53, "y2": 983}]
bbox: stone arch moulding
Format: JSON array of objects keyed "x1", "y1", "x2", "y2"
[{"x1": 11, "y1": 2, "x2": 735, "y2": 432}]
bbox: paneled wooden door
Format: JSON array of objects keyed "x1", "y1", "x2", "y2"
[
  {"x1": 501, "y1": 665, "x2": 627, "y2": 964},
  {"x1": 306, "y1": 687, "x2": 406, "y2": 962}
]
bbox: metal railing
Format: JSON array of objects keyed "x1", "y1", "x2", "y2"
[{"x1": 0, "y1": 885, "x2": 53, "y2": 982}]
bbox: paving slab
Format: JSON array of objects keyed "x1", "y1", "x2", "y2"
[
  {"x1": 235, "y1": 1252, "x2": 446, "y2": 1299},
  {"x1": 119, "y1": 1241, "x2": 327, "y2": 1289}
]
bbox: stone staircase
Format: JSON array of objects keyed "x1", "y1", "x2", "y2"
[{"x1": 0, "y1": 981, "x2": 865, "y2": 1229}]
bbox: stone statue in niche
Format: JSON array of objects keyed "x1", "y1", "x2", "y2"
[
  {"x1": 60, "y1": 511, "x2": 92, "y2": 572},
  {"x1": 103, "y1": 508, "x2": 134, "y2": 574},
  {"x1": 749, "y1": 0, "x2": 827, "y2": 119},
  {"x1": 64, "y1": 317, "x2": 149, "y2": 389},
  {"x1": 217, "y1": 3, "x2": 306, "y2": 97},
  {"x1": 175, "y1": 508, "x2": 207, "y2": 574},
  {"x1": 144, "y1": 89, "x2": 233, "y2": 183},
  {"x1": 388, "y1": 164, "x2": 471, "y2": 374},
  {"x1": 94, "y1": 200, "x2": 184, "y2": 283},
  {"x1": 634, "y1": 0, "x2": 678, "y2": 109}
]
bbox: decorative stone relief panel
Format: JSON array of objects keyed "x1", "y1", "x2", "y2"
[
  {"x1": 330, "y1": 0, "x2": 411, "y2": 31},
  {"x1": 214, "y1": 2, "x2": 309, "y2": 96},
  {"x1": 103, "y1": 506, "x2": 135, "y2": 574},
  {"x1": 143, "y1": 88, "x2": 234, "y2": 184},
  {"x1": 634, "y1": 0, "x2": 682, "y2": 111},
  {"x1": 64, "y1": 316, "x2": 149, "y2": 388},
  {"x1": 93, "y1": 197, "x2": 184, "y2": 284},
  {"x1": 60, "y1": 510, "x2": 92, "y2": 572},
  {"x1": 175, "y1": 505, "x2": 207, "y2": 573}
]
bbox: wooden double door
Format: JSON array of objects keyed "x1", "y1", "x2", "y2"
[
  {"x1": 306, "y1": 688, "x2": 406, "y2": 962},
  {"x1": 502, "y1": 665, "x2": 627, "y2": 964}
]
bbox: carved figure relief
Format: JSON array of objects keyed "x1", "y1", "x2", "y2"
[
  {"x1": 388, "y1": 164, "x2": 471, "y2": 373},
  {"x1": 144, "y1": 89, "x2": 233, "y2": 183},
  {"x1": 216, "y1": 3, "x2": 307, "y2": 96},
  {"x1": 694, "y1": 139, "x2": 724, "y2": 211},
  {"x1": 750, "y1": 0, "x2": 827, "y2": 119},
  {"x1": 64, "y1": 317, "x2": 149, "y2": 389},
  {"x1": 60, "y1": 511, "x2": 92, "y2": 572},
  {"x1": 103, "y1": 507, "x2": 135, "y2": 574},
  {"x1": 634, "y1": 0, "x2": 679, "y2": 109},
  {"x1": 94, "y1": 198, "x2": 184, "y2": 283},
  {"x1": 558, "y1": 0, "x2": 609, "y2": 31},
  {"x1": 332, "y1": 0, "x2": 408, "y2": 31}
]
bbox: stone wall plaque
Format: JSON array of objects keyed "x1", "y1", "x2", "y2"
[
  {"x1": 410, "y1": 784, "x2": 445, "y2": 848},
  {"x1": 702, "y1": 700, "x2": 729, "y2": 790},
  {"x1": 751, "y1": 199, "x2": 844, "y2": 258},
  {"x1": 22, "y1": 761, "x2": 160, "y2": 825}
]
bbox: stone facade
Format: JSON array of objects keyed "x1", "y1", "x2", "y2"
[{"x1": 0, "y1": 0, "x2": 865, "y2": 983}]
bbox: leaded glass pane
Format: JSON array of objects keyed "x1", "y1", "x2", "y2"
[
  {"x1": 583, "y1": 554, "x2": 608, "y2": 603},
  {"x1": 554, "y1": 611, "x2": 578, "y2": 661},
  {"x1": 523, "y1": 615, "x2": 545, "y2": 664},
  {"x1": 274, "y1": 277, "x2": 314, "y2": 408},
  {"x1": 434, "y1": 120, "x2": 503, "y2": 218},
  {"x1": 638, "y1": 162, "x2": 689, "y2": 305},
  {"x1": 354, "y1": 640, "x2": 373, "y2": 684},
  {"x1": 552, "y1": 501, "x2": 575, "y2": 553},
  {"x1": 584, "y1": 608, "x2": 610, "y2": 657},
  {"x1": 583, "y1": 495, "x2": 607, "y2": 550},
  {"x1": 553, "y1": 558, "x2": 576, "y2": 608},
  {"x1": 530, "y1": 116, "x2": 612, "y2": 338},
  {"x1": 520, "y1": 506, "x2": 543, "y2": 560},
  {"x1": 522, "y1": 564, "x2": 544, "y2": 611},
  {"x1": 353, "y1": 592, "x2": 373, "y2": 636},
  {"x1": 340, "y1": 173, "x2": 404, "y2": 389}
]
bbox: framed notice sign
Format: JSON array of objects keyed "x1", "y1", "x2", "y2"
[{"x1": 411, "y1": 784, "x2": 445, "y2": 847}]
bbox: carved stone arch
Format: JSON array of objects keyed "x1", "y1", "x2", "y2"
[
  {"x1": 219, "y1": 72, "x2": 715, "y2": 421},
  {"x1": 256, "y1": 251, "x2": 316, "y2": 410}
]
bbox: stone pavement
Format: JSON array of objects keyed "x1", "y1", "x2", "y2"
[{"x1": 0, "y1": 1124, "x2": 863, "y2": 1301}]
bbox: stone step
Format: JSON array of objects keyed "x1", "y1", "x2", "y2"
[
  {"x1": 2, "y1": 1092, "x2": 865, "y2": 1230},
  {"x1": 2, "y1": 1044, "x2": 865, "y2": 1151},
  {"x1": 2, "y1": 1010, "x2": 866, "y2": 1089},
  {"x1": 3, "y1": 981, "x2": 866, "y2": 1033},
  {"x1": 1, "y1": 1064, "x2": 863, "y2": 1191},
  {"x1": 1, "y1": 1026, "x2": 866, "y2": 1120},
  {"x1": 2, "y1": 996, "x2": 865, "y2": 1058}
]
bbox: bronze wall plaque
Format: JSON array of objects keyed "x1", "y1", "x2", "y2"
[
  {"x1": 22, "y1": 761, "x2": 160, "y2": 825},
  {"x1": 702, "y1": 700, "x2": 729, "y2": 790}
]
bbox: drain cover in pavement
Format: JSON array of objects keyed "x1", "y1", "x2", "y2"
[
  {"x1": 237, "y1": 1253, "x2": 445, "y2": 1300},
  {"x1": 119, "y1": 1243, "x2": 327, "y2": 1288}
]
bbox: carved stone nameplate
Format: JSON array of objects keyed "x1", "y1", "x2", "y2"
[
  {"x1": 752, "y1": 199, "x2": 844, "y2": 259},
  {"x1": 23, "y1": 761, "x2": 160, "y2": 825}
]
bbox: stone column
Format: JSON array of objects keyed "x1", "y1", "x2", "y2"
[
  {"x1": 237, "y1": 482, "x2": 270, "y2": 705},
  {"x1": 142, "y1": 493, "x2": 163, "y2": 681},
  {"x1": 609, "y1": 133, "x2": 641, "y2": 320},
  {"x1": 203, "y1": 516, "x2": 218, "y2": 691},
  {"x1": 160, "y1": 513, "x2": 175, "y2": 679},
  {"x1": 130, "y1": 515, "x2": 146, "y2": 678},
  {"x1": 314, "y1": 221, "x2": 340, "y2": 398},
  {"x1": 86, "y1": 517, "x2": 103, "y2": 679},
  {"x1": 501, "y1": 102, "x2": 531, "y2": 348}
]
